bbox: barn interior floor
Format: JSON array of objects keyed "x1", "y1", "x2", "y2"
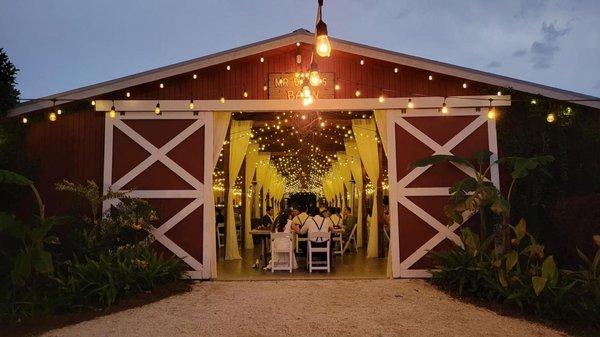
[{"x1": 217, "y1": 246, "x2": 387, "y2": 280}]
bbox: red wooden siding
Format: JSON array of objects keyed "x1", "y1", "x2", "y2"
[{"x1": 23, "y1": 43, "x2": 497, "y2": 216}]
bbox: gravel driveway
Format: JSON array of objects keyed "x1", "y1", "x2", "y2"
[{"x1": 41, "y1": 279, "x2": 568, "y2": 337}]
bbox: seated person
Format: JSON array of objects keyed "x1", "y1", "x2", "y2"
[
  {"x1": 328, "y1": 207, "x2": 343, "y2": 229},
  {"x1": 342, "y1": 206, "x2": 357, "y2": 241},
  {"x1": 295, "y1": 207, "x2": 331, "y2": 261},
  {"x1": 261, "y1": 206, "x2": 275, "y2": 230},
  {"x1": 266, "y1": 210, "x2": 298, "y2": 270},
  {"x1": 292, "y1": 204, "x2": 310, "y2": 252}
]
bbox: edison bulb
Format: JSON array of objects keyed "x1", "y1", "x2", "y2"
[
  {"x1": 49, "y1": 112, "x2": 57, "y2": 122},
  {"x1": 22, "y1": 117, "x2": 28, "y2": 124},
  {"x1": 334, "y1": 84, "x2": 340, "y2": 91},
  {"x1": 441, "y1": 103, "x2": 448, "y2": 114},
  {"x1": 302, "y1": 85, "x2": 312, "y2": 99},
  {"x1": 378, "y1": 95, "x2": 385, "y2": 103},
  {"x1": 309, "y1": 70, "x2": 321, "y2": 86},
  {"x1": 546, "y1": 113, "x2": 556, "y2": 123},
  {"x1": 189, "y1": 100, "x2": 194, "y2": 110},
  {"x1": 91, "y1": 100, "x2": 96, "y2": 106},
  {"x1": 220, "y1": 96, "x2": 226, "y2": 103},
  {"x1": 407, "y1": 98, "x2": 414, "y2": 109},
  {"x1": 302, "y1": 96, "x2": 314, "y2": 106},
  {"x1": 487, "y1": 107, "x2": 496, "y2": 119},
  {"x1": 109, "y1": 109, "x2": 116, "y2": 119},
  {"x1": 316, "y1": 35, "x2": 331, "y2": 57},
  {"x1": 355, "y1": 89, "x2": 361, "y2": 97},
  {"x1": 154, "y1": 103, "x2": 161, "y2": 115}
]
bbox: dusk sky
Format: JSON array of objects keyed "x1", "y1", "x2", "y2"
[{"x1": 1, "y1": 0, "x2": 599, "y2": 99}]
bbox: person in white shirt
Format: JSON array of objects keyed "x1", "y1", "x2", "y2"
[
  {"x1": 292, "y1": 204, "x2": 310, "y2": 253},
  {"x1": 294, "y1": 208, "x2": 331, "y2": 262}
]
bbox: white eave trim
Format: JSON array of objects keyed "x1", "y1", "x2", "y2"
[{"x1": 8, "y1": 30, "x2": 599, "y2": 118}]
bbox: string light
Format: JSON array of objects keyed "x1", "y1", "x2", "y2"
[
  {"x1": 441, "y1": 98, "x2": 448, "y2": 114},
  {"x1": 302, "y1": 84, "x2": 312, "y2": 98},
  {"x1": 263, "y1": 83, "x2": 268, "y2": 91},
  {"x1": 48, "y1": 112, "x2": 57, "y2": 122},
  {"x1": 462, "y1": 82, "x2": 468, "y2": 89},
  {"x1": 309, "y1": 58, "x2": 321, "y2": 86},
  {"x1": 57, "y1": 108, "x2": 62, "y2": 115},
  {"x1": 531, "y1": 99, "x2": 537, "y2": 105},
  {"x1": 360, "y1": 59, "x2": 365, "y2": 66},
  {"x1": 546, "y1": 113, "x2": 556, "y2": 123},
  {"x1": 226, "y1": 65, "x2": 231, "y2": 71},
  {"x1": 334, "y1": 83, "x2": 340, "y2": 91},
  {"x1": 407, "y1": 98, "x2": 414, "y2": 109},
  {"x1": 260, "y1": 56, "x2": 265, "y2": 63},
  {"x1": 487, "y1": 99, "x2": 496, "y2": 119},
  {"x1": 109, "y1": 100, "x2": 117, "y2": 118},
  {"x1": 378, "y1": 93, "x2": 385, "y2": 103},
  {"x1": 355, "y1": 88, "x2": 361, "y2": 97},
  {"x1": 497, "y1": 91, "x2": 502, "y2": 96},
  {"x1": 220, "y1": 93, "x2": 226, "y2": 103},
  {"x1": 394, "y1": 67, "x2": 399, "y2": 73},
  {"x1": 155, "y1": 102, "x2": 161, "y2": 115},
  {"x1": 428, "y1": 75, "x2": 433, "y2": 81},
  {"x1": 193, "y1": 74, "x2": 197, "y2": 79},
  {"x1": 91, "y1": 100, "x2": 96, "y2": 106},
  {"x1": 126, "y1": 91, "x2": 131, "y2": 98},
  {"x1": 22, "y1": 117, "x2": 28, "y2": 124},
  {"x1": 159, "y1": 83, "x2": 164, "y2": 89},
  {"x1": 243, "y1": 89, "x2": 249, "y2": 98},
  {"x1": 189, "y1": 99, "x2": 194, "y2": 110}
]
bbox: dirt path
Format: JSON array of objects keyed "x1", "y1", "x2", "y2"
[{"x1": 41, "y1": 279, "x2": 568, "y2": 337}]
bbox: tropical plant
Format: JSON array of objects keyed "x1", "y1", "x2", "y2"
[
  {"x1": 53, "y1": 245, "x2": 186, "y2": 310},
  {"x1": 55, "y1": 180, "x2": 158, "y2": 256},
  {"x1": 410, "y1": 150, "x2": 554, "y2": 251}
]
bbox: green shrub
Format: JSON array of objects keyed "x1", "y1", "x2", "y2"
[
  {"x1": 53, "y1": 245, "x2": 186, "y2": 311},
  {"x1": 431, "y1": 225, "x2": 600, "y2": 324}
]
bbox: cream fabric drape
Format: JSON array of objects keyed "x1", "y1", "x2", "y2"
[
  {"x1": 337, "y1": 152, "x2": 353, "y2": 211},
  {"x1": 345, "y1": 139, "x2": 364, "y2": 248},
  {"x1": 225, "y1": 120, "x2": 252, "y2": 260},
  {"x1": 213, "y1": 112, "x2": 232, "y2": 169},
  {"x1": 373, "y1": 110, "x2": 388, "y2": 157},
  {"x1": 254, "y1": 154, "x2": 270, "y2": 217},
  {"x1": 352, "y1": 119, "x2": 380, "y2": 258},
  {"x1": 243, "y1": 144, "x2": 259, "y2": 249}
]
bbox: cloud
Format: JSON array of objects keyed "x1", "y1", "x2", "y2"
[
  {"x1": 515, "y1": 0, "x2": 547, "y2": 19},
  {"x1": 486, "y1": 61, "x2": 502, "y2": 68},
  {"x1": 595, "y1": 81, "x2": 600, "y2": 91},
  {"x1": 513, "y1": 22, "x2": 570, "y2": 69}
]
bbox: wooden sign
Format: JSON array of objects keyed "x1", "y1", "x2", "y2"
[{"x1": 268, "y1": 72, "x2": 335, "y2": 100}]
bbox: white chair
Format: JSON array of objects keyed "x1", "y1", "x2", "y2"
[
  {"x1": 342, "y1": 223, "x2": 358, "y2": 254},
  {"x1": 308, "y1": 232, "x2": 331, "y2": 273},
  {"x1": 295, "y1": 234, "x2": 308, "y2": 253},
  {"x1": 333, "y1": 231, "x2": 344, "y2": 256},
  {"x1": 270, "y1": 232, "x2": 293, "y2": 273},
  {"x1": 216, "y1": 222, "x2": 225, "y2": 248}
]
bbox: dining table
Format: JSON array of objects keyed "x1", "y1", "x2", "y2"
[{"x1": 249, "y1": 229, "x2": 272, "y2": 268}]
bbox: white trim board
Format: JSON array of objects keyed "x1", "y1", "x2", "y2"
[
  {"x1": 8, "y1": 29, "x2": 599, "y2": 118},
  {"x1": 94, "y1": 96, "x2": 511, "y2": 113}
]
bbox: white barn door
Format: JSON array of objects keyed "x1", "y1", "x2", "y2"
[
  {"x1": 387, "y1": 108, "x2": 500, "y2": 278},
  {"x1": 102, "y1": 111, "x2": 214, "y2": 279}
]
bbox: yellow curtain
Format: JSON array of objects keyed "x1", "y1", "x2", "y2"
[
  {"x1": 225, "y1": 120, "x2": 252, "y2": 260},
  {"x1": 213, "y1": 111, "x2": 232, "y2": 169},
  {"x1": 373, "y1": 110, "x2": 388, "y2": 157},
  {"x1": 345, "y1": 139, "x2": 364, "y2": 248},
  {"x1": 254, "y1": 154, "x2": 270, "y2": 217},
  {"x1": 352, "y1": 119, "x2": 380, "y2": 258},
  {"x1": 338, "y1": 152, "x2": 353, "y2": 211},
  {"x1": 243, "y1": 144, "x2": 258, "y2": 249},
  {"x1": 373, "y1": 110, "x2": 393, "y2": 276}
]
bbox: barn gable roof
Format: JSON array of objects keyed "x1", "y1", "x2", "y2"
[{"x1": 8, "y1": 28, "x2": 600, "y2": 117}]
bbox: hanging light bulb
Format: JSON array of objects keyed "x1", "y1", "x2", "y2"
[
  {"x1": 220, "y1": 93, "x2": 225, "y2": 103},
  {"x1": 407, "y1": 98, "x2": 414, "y2": 109},
  {"x1": 302, "y1": 85, "x2": 312, "y2": 99},
  {"x1": 497, "y1": 91, "x2": 502, "y2": 96},
  {"x1": 263, "y1": 83, "x2": 268, "y2": 91},
  {"x1": 354, "y1": 88, "x2": 361, "y2": 97},
  {"x1": 546, "y1": 113, "x2": 556, "y2": 123},
  {"x1": 189, "y1": 99, "x2": 194, "y2": 110},
  {"x1": 378, "y1": 93, "x2": 385, "y2": 103},
  {"x1": 531, "y1": 99, "x2": 537, "y2": 105},
  {"x1": 91, "y1": 100, "x2": 96, "y2": 106},
  {"x1": 109, "y1": 101, "x2": 117, "y2": 118},
  {"x1": 487, "y1": 100, "x2": 495, "y2": 119},
  {"x1": 462, "y1": 82, "x2": 468, "y2": 89},
  {"x1": 428, "y1": 75, "x2": 433, "y2": 81},
  {"x1": 303, "y1": 96, "x2": 314, "y2": 106},
  {"x1": 49, "y1": 112, "x2": 57, "y2": 122},
  {"x1": 260, "y1": 56, "x2": 265, "y2": 63},
  {"x1": 243, "y1": 89, "x2": 248, "y2": 98},
  {"x1": 441, "y1": 98, "x2": 448, "y2": 114},
  {"x1": 155, "y1": 102, "x2": 161, "y2": 115},
  {"x1": 57, "y1": 108, "x2": 62, "y2": 115},
  {"x1": 309, "y1": 58, "x2": 321, "y2": 86},
  {"x1": 315, "y1": 20, "x2": 331, "y2": 57},
  {"x1": 22, "y1": 117, "x2": 28, "y2": 124},
  {"x1": 126, "y1": 91, "x2": 131, "y2": 98},
  {"x1": 193, "y1": 74, "x2": 197, "y2": 79},
  {"x1": 394, "y1": 67, "x2": 399, "y2": 73}
]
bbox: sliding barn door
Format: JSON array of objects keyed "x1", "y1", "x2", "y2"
[
  {"x1": 102, "y1": 111, "x2": 214, "y2": 279},
  {"x1": 387, "y1": 108, "x2": 499, "y2": 278}
]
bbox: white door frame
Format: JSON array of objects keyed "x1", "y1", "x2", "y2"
[{"x1": 97, "y1": 95, "x2": 508, "y2": 279}]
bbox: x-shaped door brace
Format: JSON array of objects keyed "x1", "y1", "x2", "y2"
[
  {"x1": 103, "y1": 117, "x2": 205, "y2": 271},
  {"x1": 395, "y1": 113, "x2": 491, "y2": 270}
]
